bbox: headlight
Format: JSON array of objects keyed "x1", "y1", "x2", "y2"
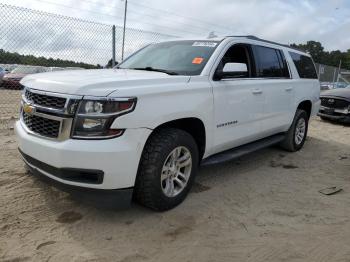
[{"x1": 72, "y1": 97, "x2": 136, "y2": 139}]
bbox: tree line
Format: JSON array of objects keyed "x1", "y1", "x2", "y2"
[
  {"x1": 0, "y1": 49, "x2": 102, "y2": 69},
  {"x1": 291, "y1": 41, "x2": 350, "y2": 70}
]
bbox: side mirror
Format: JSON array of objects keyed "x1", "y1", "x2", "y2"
[
  {"x1": 223, "y1": 63, "x2": 248, "y2": 74},
  {"x1": 214, "y1": 62, "x2": 248, "y2": 81}
]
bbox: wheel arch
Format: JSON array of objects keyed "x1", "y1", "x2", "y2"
[
  {"x1": 146, "y1": 117, "x2": 207, "y2": 162},
  {"x1": 297, "y1": 100, "x2": 312, "y2": 118}
]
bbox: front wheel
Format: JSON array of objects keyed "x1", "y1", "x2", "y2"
[
  {"x1": 134, "y1": 128, "x2": 198, "y2": 211},
  {"x1": 280, "y1": 109, "x2": 309, "y2": 152}
]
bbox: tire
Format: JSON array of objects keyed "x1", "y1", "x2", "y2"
[
  {"x1": 134, "y1": 128, "x2": 199, "y2": 211},
  {"x1": 280, "y1": 109, "x2": 309, "y2": 152},
  {"x1": 320, "y1": 116, "x2": 328, "y2": 121}
]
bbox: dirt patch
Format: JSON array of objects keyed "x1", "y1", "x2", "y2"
[
  {"x1": 191, "y1": 182, "x2": 211, "y2": 193},
  {"x1": 56, "y1": 211, "x2": 83, "y2": 224},
  {"x1": 164, "y1": 216, "x2": 195, "y2": 241},
  {"x1": 269, "y1": 160, "x2": 299, "y2": 169},
  {"x1": 282, "y1": 164, "x2": 299, "y2": 169},
  {"x1": 1, "y1": 118, "x2": 350, "y2": 261},
  {"x1": 0, "y1": 89, "x2": 21, "y2": 130},
  {"x1": 164, "y1": 225, "x2": 193, "y2": 239},
  {"x1": 36, "y1": 241, "x2": 56, "y2": 250}
]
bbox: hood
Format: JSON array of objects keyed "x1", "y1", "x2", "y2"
[
  {"x1": 21, "y1": 69, "x2": 191, "y2": 97},
  {"x1": 4, "y1": 73, "x2": 27, "y2": 79},
  {"x1": 321, "y1": 88, "x2": 350, "y2": 100}
]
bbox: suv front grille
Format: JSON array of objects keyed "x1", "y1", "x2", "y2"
[
  {"x1": 22, "y1": 111, "x2": 60, "y2": 138},
  {"x1": 21, "y1": 88, "x2": 82, "y2": 140},
  {"x1": 321, "y1": 97, "x2": 349, "y2": 109},
  {"x1": 25, "y1": 89, "x2": 67, "y2": 109}
]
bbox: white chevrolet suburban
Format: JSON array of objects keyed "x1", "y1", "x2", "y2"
[{"x1": 16, "y1": 36, "x2": 320, "y2": 211}]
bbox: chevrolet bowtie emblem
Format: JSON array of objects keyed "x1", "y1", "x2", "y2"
[{"x1": 23, "y1": 103, "x2": 36, "y2": 115}]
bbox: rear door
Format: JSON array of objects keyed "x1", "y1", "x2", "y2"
[{"x1": 251, "y1": 45, "x2": 295, "y2": 135}]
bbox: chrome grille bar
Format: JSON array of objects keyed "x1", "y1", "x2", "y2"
[{"x1": 20, "y1": 87, "x2": 82, "y2": 141}]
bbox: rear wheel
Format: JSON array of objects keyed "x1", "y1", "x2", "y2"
[
  {"x1": 134, "y1": 128, "x2": 198, "y2": 211},
  {"x1": 280, "y1": 109, "x2": 309, "y2": 152}
]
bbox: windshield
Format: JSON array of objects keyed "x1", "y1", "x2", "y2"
[
  {"x1": 118, "y1": 40, "x2": 220, "y2": 76},
  {"x1": 11, "y1": 66, "x2": 46, "y2": 74}
]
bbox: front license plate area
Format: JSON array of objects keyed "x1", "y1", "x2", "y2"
[{"x1": 324, "y1": 108, "x2": 334, "y2": 114}]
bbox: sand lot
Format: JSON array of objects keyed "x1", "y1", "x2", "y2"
[
  {"x1": 0, "y1": 117, "x2": 350, "y2": 262},
  {"x1": 0, "y1": 89, "x2": 21, "y2": 129}
]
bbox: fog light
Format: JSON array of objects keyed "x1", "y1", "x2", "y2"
[{"x1": 82, "y1": 118, "x2": 106, "y2": 129}]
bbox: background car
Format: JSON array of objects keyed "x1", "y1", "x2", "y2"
[
  {"x1": 0, "y1": 67, "x2": 5, "y2": 86},
  {"x1": 45, "y1": 67, "x2": 65, "y2": 72},
  {"x1": 0, "y1": 64, "x2": 18, "y2": 74},
  {"x1": 318, "y1": 85, "x2": 350, "y2": 123},
  {"x1": 320, "y1": 81, "x2": 350, "y2": 91},
  {"x1": 65, "y1": 67, "x2": 85, "y2": 70},
  {"x1": 320, "y1": 82, "x2": 334, "y2": 91},
  {"x1": 2, "y1": 65, "x2": 47, "y2": 89},
  {"x1": 334, "y1": 81, "x2": 350, "y2": 89}
]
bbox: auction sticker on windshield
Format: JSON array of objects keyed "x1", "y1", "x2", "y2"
[
  {"x1": 192, "y1": 57, "x2": 204, "y2": 64},
  {"x1": 192, "y1": 42, "x2": 217, "y2": 47}
]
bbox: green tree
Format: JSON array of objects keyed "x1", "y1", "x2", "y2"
[
  {"x1": 291, "y1": 41, "x2": 350, "y2": 70},
  {"x1": 0, "y1": 49, "x2": 99, "y2": 69}
]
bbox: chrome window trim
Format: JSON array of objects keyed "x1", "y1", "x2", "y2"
[{"x1": 220, "y1": 77, "x2": 294, "y2": 82}]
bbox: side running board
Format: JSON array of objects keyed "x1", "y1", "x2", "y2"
[{"x1": 201, "y1": 134, "x2": 285, "y2": 167}]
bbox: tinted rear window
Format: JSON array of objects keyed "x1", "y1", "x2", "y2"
[
  {"x1": 253, "y1": 46, "x2": 289, "y2": 78},
  {"x1": 289, "y1": 52, "x2": 318, "y2": 79}
]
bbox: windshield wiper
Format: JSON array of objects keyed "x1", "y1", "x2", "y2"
[{"x1": 130, "y1": 67, "x2": 179, "y2": 75}]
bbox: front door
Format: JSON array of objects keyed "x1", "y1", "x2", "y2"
[{"x1": 210, "y1": 43, "x2": 265, "y2": 154}]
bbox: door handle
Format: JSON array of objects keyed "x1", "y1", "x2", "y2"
[
  {"x1": 285, "y1": 87, "x2": 293, "y2": 92},
  {"x1": 252, "y1": 89, "x2": 263, "y2": 95}
]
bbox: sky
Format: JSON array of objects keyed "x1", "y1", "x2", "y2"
[{"x1": 0, "y1": 0, "x2": 349, "y2": 65}]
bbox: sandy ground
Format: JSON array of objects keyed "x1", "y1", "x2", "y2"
[
  {"x1": 0, "y1": 89, "x2": 21, "y2": 129},
  {"x1": 0, "y1": 118, "x2": 350, "y2": 262}
]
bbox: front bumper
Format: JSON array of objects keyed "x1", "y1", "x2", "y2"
[
  {"x1": 318, "y1": 106, "x2": 350, "y2": 123},
  {"x1": 24, "y1": 159, "x2": 134, "y2": 209},
  {"x1": 318, "y1": 112, "x2": 350, "y2": 123},
  {"x1": 15, "y1": 121, "x2": 152, "y2": 190}
]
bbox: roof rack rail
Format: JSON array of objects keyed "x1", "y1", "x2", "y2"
[{"x1": 226, "y1": 35, "x2": 304, "y2": 52}]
